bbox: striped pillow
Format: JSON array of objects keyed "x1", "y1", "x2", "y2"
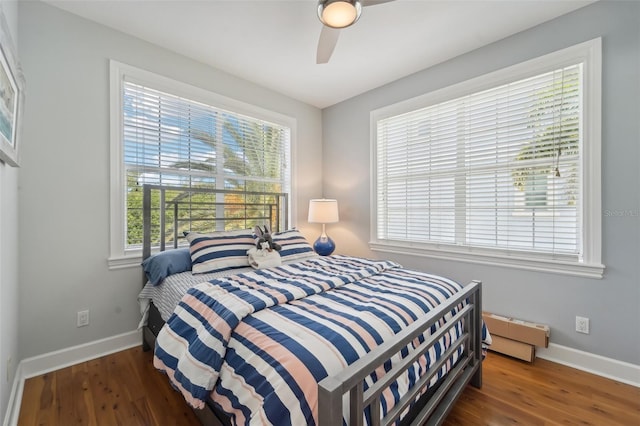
[
  {"x1": 186, "y1": 230, "x2": 255, "y2": 274},
  {"x1": 272, "y1": 229, "x2": 316, "y2": 261}
]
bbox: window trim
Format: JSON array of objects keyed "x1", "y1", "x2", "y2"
[
  {"x1": 370, "y1": 38, "x2": 603, "y2": 278},
  {"x1": 108, "y1": 61, "x2": 297, "y2": 269}
]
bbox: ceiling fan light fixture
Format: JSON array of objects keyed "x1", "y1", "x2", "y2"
[{"x1": 318, "y1": 0, "x2": 362, "y2": 29}]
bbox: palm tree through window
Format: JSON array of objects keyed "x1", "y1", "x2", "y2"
[{"x1": 122, "y1": 82, "x2": 290, "y2": 249}]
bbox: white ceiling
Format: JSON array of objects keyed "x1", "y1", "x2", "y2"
[{"x1": 44, "y1": 0, "x2": 594, "y2": 108}]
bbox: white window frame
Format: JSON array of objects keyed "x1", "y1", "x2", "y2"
[
  {"x1": 108, "y1": 61, "x2": 297, "y2": 269},
  {"x1": 370, "y1": 38, "x2": 603, "y2": 278}
]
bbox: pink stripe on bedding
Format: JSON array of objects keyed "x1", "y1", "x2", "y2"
[
  {"x1": 235, "y1": 321, "x2": 320, "y2": 423},
  {"x1": 181, "y1": 293, "x2": 234, "y2": 338}
]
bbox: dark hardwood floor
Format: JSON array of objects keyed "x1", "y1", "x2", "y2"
[{"x1": 18, "y1": 346, "x2": 640, "y2": 425}]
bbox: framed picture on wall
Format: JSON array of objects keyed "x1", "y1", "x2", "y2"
[{"x1": 0, "y1": 7, "x2": 24, "y2": 167}]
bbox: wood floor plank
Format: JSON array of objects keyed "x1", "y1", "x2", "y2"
[
  {"x1": 33, "y1": 373, "x2": 56, "y2": 425},
  {"x1": 18, "y1": 347, "x2": 640, "y2": 426},
  {"x1": 446, "y1": 388, "x2": 545, "y2": 425},
  {"x1": 17, "y1": 372, "x2": 46, "y2": 425},
  {"x1": 88, "y1": 356, "x2": 120, "y2": 425},
  {"x1": 73, "y1": 363, "x2": 98, "y2": 425},
  {"x1": 56, "y1": 365, "x2": 78, "y2": 424}
]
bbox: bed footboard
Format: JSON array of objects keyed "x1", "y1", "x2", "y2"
[{"x1": 318, "y1": 280, "x2": 483, "y2": 426}]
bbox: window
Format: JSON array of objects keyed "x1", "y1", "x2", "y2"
[
  {"x1": 109, "y1": 62, "x2": 293, "y2": 268},
  {"x1": 371, "y1": 39, "x2": 603, "y2": 278}
]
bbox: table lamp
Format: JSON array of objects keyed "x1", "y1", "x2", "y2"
[{"x1": 308, "y1": 199, "x2": 339, "y2": 256}]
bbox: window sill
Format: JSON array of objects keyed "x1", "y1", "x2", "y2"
[
  {"x1": 108, "y1": 254, "x2": 142, "y2": 270},
  {"x1": 369, "y1": 242, "x2": 605, "y2": 279}
]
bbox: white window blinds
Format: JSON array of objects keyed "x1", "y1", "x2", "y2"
[
  {"x1": 375, "y1": 64, "x2": 582, "y2": 260},
  {"x1": 122, "y1": 81, "x2": 290, "y2": 249}
]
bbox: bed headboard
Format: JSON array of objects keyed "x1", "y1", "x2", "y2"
[{"x1": 142, "y1": 184, "x2": 289, "y2": 260}]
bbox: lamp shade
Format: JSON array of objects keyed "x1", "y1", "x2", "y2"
[
  {"x1": 308, "y1": 199, "x2": 339, "y2": 224},
  {"x1": 317, "y1": 0, "x2": 362, "y2": 29}
]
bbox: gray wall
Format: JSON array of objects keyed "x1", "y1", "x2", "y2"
[
  {"x1": 0, "y1": 0, "x2": 19, "y2": 420},
  {"x1": 322, "y1": 1, "x2": 640, "y2": 365},
  {"x1": 16, "y1": 1, "x2": 322, "y2": 360}
]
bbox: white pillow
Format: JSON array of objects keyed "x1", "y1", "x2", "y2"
[
  {"x1": 186, "y1": 230, "x2": 255, "y2": 274},
  {"x1": 272, "y1": 229, "x2": 316, "y2": 261}
]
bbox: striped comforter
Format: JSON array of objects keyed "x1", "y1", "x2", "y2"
[{"x1": 154, "y1": 255, "x2": 470, "y2": 425}]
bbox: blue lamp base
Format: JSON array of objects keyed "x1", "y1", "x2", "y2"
[{"x1": 313, "y1": 234, "x2": 336, "y2": 256}]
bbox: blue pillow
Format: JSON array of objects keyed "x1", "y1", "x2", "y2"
[{"x1": 142, "y1": 248, "x2": 192, "y2": 285}]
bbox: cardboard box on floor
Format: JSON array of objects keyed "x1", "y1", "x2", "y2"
[
  {"x1": 483, "y1": 312, "x2": 550, "y2": 362},
  {"x1": 490, "y1": 335, "x2": 535, "y2": 362},
  {"x1": 483, "y1": 312, "x2": 550, "y2": 347}
]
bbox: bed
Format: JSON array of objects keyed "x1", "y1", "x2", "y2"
[{"x1": 138, "y1": 185, "x2": 489, "y2": 426}]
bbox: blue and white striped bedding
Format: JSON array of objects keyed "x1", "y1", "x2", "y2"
[
  {"x1": 138, "y1": 253, "x2": 320, "y2": 324},
  {"x1": 153, "y1": 255, "x2": 483, "y2": 425},
  {"x1": 139, "y1": 267, "x2": 256, "y2": 324}
]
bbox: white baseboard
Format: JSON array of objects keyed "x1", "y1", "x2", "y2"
[
  {"x1": 3, "y1": 362, "x2": 23, "y2": 426},
  {"x1": 3, "y1": 329, "x2": 142, "y2": 426},
  {"x1": 18, "y1": 329, "x2": 142, "y2": 380},
  {"x1": 537, "y1": 343, "x2": 640, "y2": 387}
]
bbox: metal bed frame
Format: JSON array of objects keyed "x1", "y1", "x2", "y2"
[
  {"x1": 140, "y1": 185, "x2": 483, "y2": 426},
  {"x1": 141, "y1": 184, "x2": 289, "y2": 259},
  {"x1": 319, "y1": 281, "x2": 483, "y2": 426}
]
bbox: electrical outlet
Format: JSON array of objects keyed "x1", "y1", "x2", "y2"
[
  {"x1": 576, "y1": 316, "x2": 589, "y2": 334},
  {"x1": 77, "y1": 310, "x2": 90, "y2": 327}
]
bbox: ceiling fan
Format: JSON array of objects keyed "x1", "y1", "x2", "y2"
[{"x1": 316, "y1": 0, "x2": 395, "y2": 64}]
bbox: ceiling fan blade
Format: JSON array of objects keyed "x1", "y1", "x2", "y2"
[
  {"x1": 316, "y1": 26, "x2": 341, "y2": 64},
  {"x1": 362, "y1": 0, "x2": 395, "y2": 6}
]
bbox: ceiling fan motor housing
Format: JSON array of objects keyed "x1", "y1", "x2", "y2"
[{"x1": 318, "y1": 0, "x2": 363, "y2": 29}]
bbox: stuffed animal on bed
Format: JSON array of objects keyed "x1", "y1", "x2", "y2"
[
  {"x1": 254, "y1": 225, "x2": 281, "y2": 252},
  {"x1": 247, "y1": 225, "x2": 282, "y2": 269}
]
